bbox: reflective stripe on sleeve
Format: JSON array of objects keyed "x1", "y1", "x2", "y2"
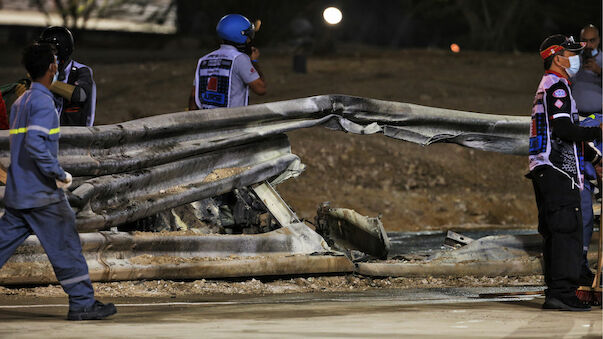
[
  {"x1": 552, "y1": 113, "x2": 571, "y2": 119},
  {"x1": 8, "y1": 126, "x2": 60, "y2": 135},
  {"x1": 8, "y1": 127, "x2": 27, "y2": 135},
  {"x1": 26, "y1": 125, "x2": 50, "y2": 134}
]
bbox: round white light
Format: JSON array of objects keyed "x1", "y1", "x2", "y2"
[{"x1": 323, "y1": 7, "x2": 342, "y2": 25}]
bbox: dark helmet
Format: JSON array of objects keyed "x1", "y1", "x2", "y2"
[
  {"x1": 539, "y1": 34, "x2": 585, "y2": 60},
  {"x1": 40, "y1": 26, "x2": 74, "y2": 62}
]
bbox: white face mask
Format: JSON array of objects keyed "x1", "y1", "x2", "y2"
[
  {"x1": 561, "y1": 55, "x2": 581, "y2": 77},
  {"x1": 52, "y1": 56, "x2": 59, "y2": 82}
]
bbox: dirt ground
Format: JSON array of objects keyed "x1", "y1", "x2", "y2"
[
  {"x1": 0, "y1": 275, "x2": 543, "y2": 298},
  {"x1": 0, "y1": 45, "x2": 541, "y2": 231}
]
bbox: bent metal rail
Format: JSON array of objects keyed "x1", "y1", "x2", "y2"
[{"x1": 0, "y1": 95, "x2": 530, "y2": 232}]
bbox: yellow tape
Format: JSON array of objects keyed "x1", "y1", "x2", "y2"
[
  {"x1": 8, "y1": 127, "x2": 27, "y2": 135},
  {"x1": 8, "y1": 127, "x2": 60, "y2": 135}
]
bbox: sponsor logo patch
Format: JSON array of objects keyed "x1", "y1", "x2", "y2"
[
  {"x1": 554, "y1": 99, "x2": 564, "y2": 108},
  {"x1": 552, "y1": 89, "x2": 567, "y2": 98}
]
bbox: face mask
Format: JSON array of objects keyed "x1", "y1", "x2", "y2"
[
  {"x1": 561, "y1": 55, "x2": 581, "y2": 77},
  {"x1": 52, "y1": 56, "x2": 59, "y2": 82}
]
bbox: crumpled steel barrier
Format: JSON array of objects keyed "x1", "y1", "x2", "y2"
[
  {"x1": 356, "y1": 234, "x2": 544, "y2": 278},
  {"x1": 315, "y1": 202, "x2": 391, "y2": 259},
  {"x1": 0, "y1": 95, "x2": 529, "y2": 231},
  {"x1": 0, "y1": 223, "x2": 353, "y2": 285}
]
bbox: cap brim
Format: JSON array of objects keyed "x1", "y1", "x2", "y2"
[{"x1": 564, "y1": 41, "x2": 586, "y2": 52}]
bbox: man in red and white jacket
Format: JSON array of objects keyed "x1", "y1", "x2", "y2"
[{"x1": 528, "y1": 34, "x2": 602, "y2": 312}]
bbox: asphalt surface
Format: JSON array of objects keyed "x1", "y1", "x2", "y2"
[{"x1": 0, "y1": 287, "x2": 600, "y2": 338}]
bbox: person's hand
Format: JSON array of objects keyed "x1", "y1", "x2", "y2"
[
  {"x1": 56, "y1": 171, "x2": 72, "y2": 190},
  {"x1": 596, "y1": 164, "x2": 602, "y2": 179},
  {"x1": 250, "y1": 47, "x2": 260, "y2": 61},
  {"x1": 584, "y1": 58, "x2": 602, "y2": 75}
]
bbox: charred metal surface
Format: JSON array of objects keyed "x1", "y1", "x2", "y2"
[
  {"x1": 358, "y1": 234, "x2": 544, "y2": 277},
  {"x1": 432, "y1": 234, "x2": 542, "y2": 263},
  {"x1": 0, "y1": 95, "x2": 530, "y2": 231},
  {"x1": 315, "y1": 202, "x2": 391, "y2": 259},
  {"x1": 252, "y1": 182, "x2": 300, "y2": 228},
  {"x1": 443, "y1": 231, "x2": 475, "y2": 249},
  {"x1": 0, "y1": 223, "x2": 340, "y2": 285}
]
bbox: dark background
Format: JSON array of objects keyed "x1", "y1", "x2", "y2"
[
  {"x1": 1, "y1": 0, "x2": 601, "y2": 52},
  {"x1": 174, "y1": 0, "x2": 602, "y2": 52}
]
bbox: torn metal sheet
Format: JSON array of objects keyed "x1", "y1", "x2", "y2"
[
  {"x1": 357, "y1": 234, "x2": 544, "y2": 278},
  {"x1": 81, "y1": 136, "x2": 299, "y2": 231},
  {"x1": 431, "y1": 234, "x2": 542, "y2": 263},
  {"x1": 315, "y1": 202, "x2": 391, "y2": 259},
  {"x1": 0, "y1": 95, "x2": 530, "y2": 175},
  {"x1": 252, "y1": 182, "x2": 300, "y2": 227},
  {"x1": 443, "y1": 231, "x2": 475, "y2": 249},
  {"x1": 0, "y1": 95, "x2": 529, "y2": 231},
  {"x1": 0, "y1": 223, "x2": 343, "y2": 285}
]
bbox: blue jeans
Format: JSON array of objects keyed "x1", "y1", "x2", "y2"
[{"x1": 0, "y1": 198, "x2": 95, "y2": 309}]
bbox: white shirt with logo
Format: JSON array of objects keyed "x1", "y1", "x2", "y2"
[{"x1": 193, "y1": 44, "x2": 260, "y2": 109}]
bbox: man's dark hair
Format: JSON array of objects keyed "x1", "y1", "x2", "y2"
[
  {"x1": 21, "y1": 42, "x2": 56, "y2": 80},
  {"x1": 540, "y1": 35, "x2": 566, "y2": 71},
  {"x1": 543, "y1": 54, "x2": 557, "y2": 71}
]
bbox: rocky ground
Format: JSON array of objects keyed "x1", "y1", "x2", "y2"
[{"x1": 0, "y1": 275, "x2": 543, "y2": 298}]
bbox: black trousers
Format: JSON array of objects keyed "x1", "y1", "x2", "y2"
[{"x1": 530, "y1": 166, "x2": 583, "y2": 300}]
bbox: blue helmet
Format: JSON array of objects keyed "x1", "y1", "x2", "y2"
[{"x1": 216, "y1": 14, "x2": 255, "y2": 44}]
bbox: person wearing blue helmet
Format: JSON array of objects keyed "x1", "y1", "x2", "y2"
[{"x1": 188, "y1": 14, "x2": 266, "y2": 110}]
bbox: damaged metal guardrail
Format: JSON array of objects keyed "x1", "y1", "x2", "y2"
[
  {"x1": 0, "y1": 223, "x2": 354, "y2": 285},
  {"x1": 315, "y1": 202, "x2": 391, "y2": 259},
  {"x1": 357, "y1": 234, "x2": 544, "y2": 278},
  {"x1": 0, "y1": 95, "x2": 530, "y2": 231}
]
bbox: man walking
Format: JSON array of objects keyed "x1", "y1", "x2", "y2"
[{"x1": 0, "y1": 42, "x2": 115, "y2": 320}]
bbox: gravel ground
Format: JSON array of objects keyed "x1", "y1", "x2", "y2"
[{"x1": 0, "y1": 275, "x2": 544, "y2": 298}]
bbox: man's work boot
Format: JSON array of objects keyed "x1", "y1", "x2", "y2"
[
  {"x1": 542, "y1": 295, "x2": 592, "y2": 311},
  {"x1": 68, "y1": 300, "x2": 117, "y2": 320}
]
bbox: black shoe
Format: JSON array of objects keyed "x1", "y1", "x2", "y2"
[
  {"x1": 68, "y1": 300, "x2": 117, "y2": 320},
  {"x1": 542, "y1": 296, "x2": 591, "y2": 312}
]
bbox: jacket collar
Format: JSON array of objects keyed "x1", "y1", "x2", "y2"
[{"x1": 30, "y1": 82, "x2": 52, "y2": 96}]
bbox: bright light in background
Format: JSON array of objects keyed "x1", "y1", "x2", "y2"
[
  {"x1": 323, "y1": 7, "x2": 342, "y2": 25},
  {"x1": 450, "y1": 43, "x2": 460, "y2": 53}
]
